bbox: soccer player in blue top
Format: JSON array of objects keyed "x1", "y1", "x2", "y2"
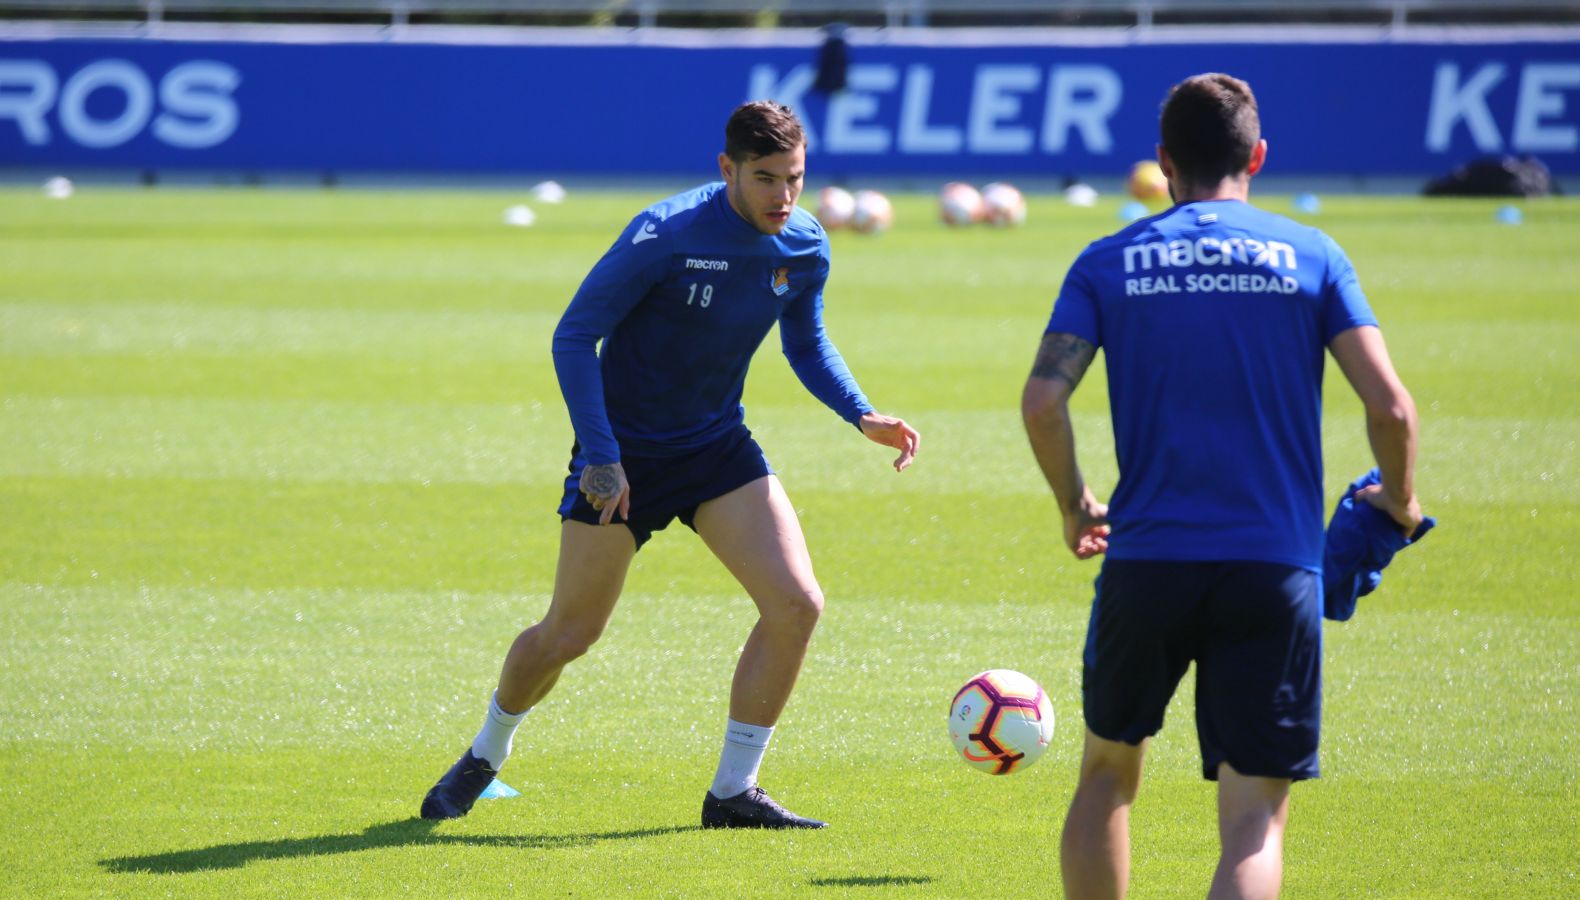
[
  {"x1": 420, "y1": 101, "x2": 919, "y2": 829},
  {"x1": 1022, "y1": 74, "x2": 1422, "y2": 898}
]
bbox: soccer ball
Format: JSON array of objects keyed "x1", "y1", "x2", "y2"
[
  {"x1": 1127, "y1": 160, "x2": 1170, "y2": 202},
  {"x1": 948, "y1": 669, "x2": 1054, "y2": 775},
  {"x1": 815, "y1": 186, "x2": 856, "y2": 230},
  {"x1": 850, "y1": 189, "x2": 894, "y2": 234},
  {"x1": 938, "y1": 181, "x2": 985, "y2": 226},
  {"x1": 980, "y1": 182, "x2": 1027, "y2": 227}
]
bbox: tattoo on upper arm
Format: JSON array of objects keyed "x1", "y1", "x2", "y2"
[{"x1": 1029, "y1": 333, "x2": 1097, "y2": 389}]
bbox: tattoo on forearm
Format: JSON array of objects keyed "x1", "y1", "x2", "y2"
[
  {"x1": 583, "y1": 464, "x2": 621, "y2": 497},
  {"x1": 1029, "y1": 333, "x2": 1097, "y2": 389}
]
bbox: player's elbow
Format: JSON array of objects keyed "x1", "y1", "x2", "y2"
[
  {"x1": 1021, "y1": 379, "x2": 1071, "y2": 429},
  {"x1": 549, "y1": 319, "x2": 572, "y2": 352},
  {"x1": 780, "y1": 344, "x2": 814, "y2": 370},
  {"x1": 550, "y1": 320, "x2": 596, "y2": 356},
  {"x1": 1365, "y1": 386, "x2": 1417, "y2": 432}
]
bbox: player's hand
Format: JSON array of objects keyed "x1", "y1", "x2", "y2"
[
  {"x1": 859, "y1": 412, "x2": 920, "y2": 472},
  {"x1": 1355, "y1": 483, "x2": 1424, "y2": 537},
  {"x1": 580, "y1": 462, "x2": 631, "y2": 526},
  {"x1": 1063, "y1": 488, "x2": 1110, "y2": 560}
]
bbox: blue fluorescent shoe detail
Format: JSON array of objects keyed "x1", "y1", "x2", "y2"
[{"x1": 419, "y1": 749, "x2": 498, "y2": 820}]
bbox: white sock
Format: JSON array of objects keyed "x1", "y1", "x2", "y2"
[
  {"x1": 709, "y1": 718, "x2": 774, "y2": 799},
  {"x1": 470, "y1": 693, "x2": 528, "y2": 771}
]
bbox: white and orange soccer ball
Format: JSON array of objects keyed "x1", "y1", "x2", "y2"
[
  {"x1": 949, "y1": 669, "x2": 1055, "y2": 775},
  {"x1": 980, "y1": 182, "x2": 1027, "y2": 227},
  {"x1": 815, "y1": 186, "x2": 856, "y2": 230},
  {"x1": 850, "y1": 189, "x2": 894, "y2": 234},
  {"x1": 938, "y1": 181, "x2": 985, "y2": 226},
  {"x1": 1128, "y1": 160, "x2": 1170, "y2": 202}
]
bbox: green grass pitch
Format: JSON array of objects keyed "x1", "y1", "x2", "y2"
[{"x1": 1, "y1": 185, "x2": 1576, "y2": 897}]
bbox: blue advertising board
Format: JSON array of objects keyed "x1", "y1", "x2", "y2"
[{"x1": 2, "y1": 32, "x2": 1577, "y2": 175}]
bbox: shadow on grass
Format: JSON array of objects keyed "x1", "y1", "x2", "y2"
[
  {"x1": 809, "y1": 875, "x2": 934, "y2": 888},
  {"x1": 102, "y1": 818, "x2": 699, "y2": 874}
]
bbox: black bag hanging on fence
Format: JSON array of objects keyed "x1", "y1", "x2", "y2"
[{"x1": 1423, "y1": 155, "x2": 1561, "y2": 197}]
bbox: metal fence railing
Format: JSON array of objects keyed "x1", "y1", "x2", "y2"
[{"x1": 1, "y1": 0, "x2": 1574, "y2": 28}]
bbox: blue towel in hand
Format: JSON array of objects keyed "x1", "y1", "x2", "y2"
[{"x1": 1322, "y1": 469, "x2": 1436, "y2": 621}]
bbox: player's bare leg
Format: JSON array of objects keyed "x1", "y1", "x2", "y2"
[
  {"x1": 691, "y1": 474, "x2": 827, "y2": 828},
  {"x1": 1061, "y1": 729, "x2": 1147, "y2": 900},
  {"x1": 695, "y1": 475, "x2": 822, "y2": 726},
  {"x1": 496, "y1": 520, "x2": 637, "y2": 712},
  {"x1": 1209, "y1": 765, "x2": 1290, "y2": 900},
  {"x1": 420, "y1": 520, "x2": 634, "y2": 820}
]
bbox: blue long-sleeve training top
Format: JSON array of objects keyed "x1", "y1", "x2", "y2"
[{"x1": 551, "y1": 182, "x2": 873, "y2": 464}]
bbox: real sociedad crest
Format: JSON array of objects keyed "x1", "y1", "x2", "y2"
[{"x1": 770, "y1": 267, "x2": 791, "y2": 296}]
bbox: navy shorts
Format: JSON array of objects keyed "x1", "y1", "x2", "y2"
[
  {"x1": 558, "y1": 425, "x2": 773, "y2": 550},
  {"x1": 1082, "y1": 559, "x2": 1323, "y2": 782}
]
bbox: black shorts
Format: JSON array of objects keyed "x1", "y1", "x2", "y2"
[
  {"x1": 1082, "y1": 559, "x2": 1323, "y2": 782},
  {"x1": 557, "y1": 425, "x2": 773, "y2": 550}
]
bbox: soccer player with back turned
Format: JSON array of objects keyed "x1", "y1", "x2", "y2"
[
  {"x1": 1022, "y1": 74, "x2": 1423, "y2": 898},
  {"x1": 420, "y1": 101, "x2": 919, "y2": 829}
]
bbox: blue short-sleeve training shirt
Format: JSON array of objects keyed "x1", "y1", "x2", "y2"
[{"x1": 1046, "y1": 200, "x2": 1377, "y2": 571}]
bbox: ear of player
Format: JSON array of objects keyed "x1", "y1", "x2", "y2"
[{"x1": 948, "y1": 669, "x2": 1055, "y2": 775}]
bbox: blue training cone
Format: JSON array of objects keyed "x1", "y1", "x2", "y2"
[
  {"x1": 1495, "y1": 205, "x2": 1524, "y2": 225},
  {"x1": 479, "y1": 778, "x2": 521, "y2": 800},
  {"x1": 1293, "y1": 192, "x2": 1321, "y2": 214}
]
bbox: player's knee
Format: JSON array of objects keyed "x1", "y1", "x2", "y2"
[
  {"x1": 1079, "y1": 752, "x2": 1144, "y2": 802},
  {"x1": 539, "y1": 621, "x2": 605, "y2": 665},
  {"x1": 1083, "y1": 768, "x2": 1142, "y2": 808},
  {"x1": 766, "y1": 586, "x2": 823, "y2": 635},
  {"x1": 800, "y1": 585, "x2": 826, "y2": 623}
]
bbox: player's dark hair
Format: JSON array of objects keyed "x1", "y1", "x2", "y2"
[
  {"x1": 1160, "y1": 73, "x2": 1261, "y2": 187},
  {"x1": 724, "y1": 101, "x2": 806, "y2": 162}
]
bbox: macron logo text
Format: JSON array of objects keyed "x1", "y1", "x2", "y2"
[
  {"x1": 1123, "y1": 237, "x2": 1298, "y2": 273},
  {"x1": 686, "y1": 258, "x2": 730, "y2": 271}
]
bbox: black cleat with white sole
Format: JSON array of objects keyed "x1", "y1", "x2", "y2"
[
  {"x1": 701, "y1": 786, "x2": 827, "y2": 829},
  {"x1": 420, "y1": 749, "x2": 498, "y2": 820}
]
